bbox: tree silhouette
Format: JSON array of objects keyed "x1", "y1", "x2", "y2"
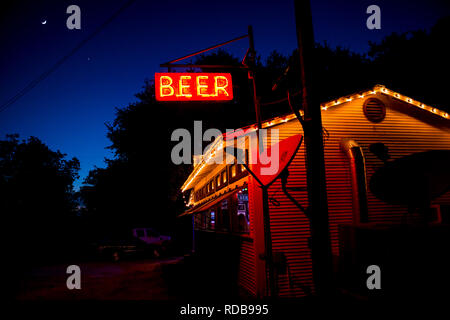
[
  {"x1": 1, "y1": 134, "x2": 80, "y2": 270},
  {"x1": 367, "y1": 16, "x2": 450, "y2": 112}
]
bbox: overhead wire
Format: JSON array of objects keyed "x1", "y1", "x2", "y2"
[{"x1": 0, "y1": 0, "x2": 137, "y2": 114}]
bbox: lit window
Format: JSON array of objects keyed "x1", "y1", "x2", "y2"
[
  {"x1": 231, "y1": 165, "x2": 236, "y2": 178},
  {"x1": 233, "y1": 188, "x2": 250, "y2": 233},
  {"x1": 210, "y1": 211, "x2": 215, "y2": 229}
]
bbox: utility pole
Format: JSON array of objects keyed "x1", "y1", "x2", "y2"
[
  {"x1": 293, "y1": 0, "x2": 333, "y2": 296},
  {"x1": 247, "y1": 25, "x2": 262, "y2": 130},
  {"x1": 247, "y1": 25, "x2": 276, "y2": 298}
]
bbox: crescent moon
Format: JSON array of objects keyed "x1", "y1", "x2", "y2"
[{"x1": 41, "y1": 20, "x2": 47, "y2": 25}]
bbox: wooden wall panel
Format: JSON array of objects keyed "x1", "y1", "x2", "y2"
[
  {"x1": 238, "y1": 239, "x2": 257, "y2": 296},
  {"x1": 261, "y1": 92, "x2": 450, "y2": 297}
]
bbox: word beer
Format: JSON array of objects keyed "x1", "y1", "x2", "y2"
[{"x1": 155, "y1": 73, "x2": 233, "y2": 101}]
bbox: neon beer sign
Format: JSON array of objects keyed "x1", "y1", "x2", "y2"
[{"x1": 155, "y1": 73, "x2": 233, "y2": 101}]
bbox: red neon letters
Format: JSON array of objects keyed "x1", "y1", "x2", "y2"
[{"x1": 155, "y1": 73, "x2": 233, "y2": 101}]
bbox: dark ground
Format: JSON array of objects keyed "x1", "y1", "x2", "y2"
[
  {"x1": 13, "y1": 255, "x2": 447, "y2": 318},
  {"x1": 16, "y1": 257, "x2": 183, "y2": 300}
]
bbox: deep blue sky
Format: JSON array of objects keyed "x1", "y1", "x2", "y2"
[{"x1": 1, "y1": 0, "x2": 449, "y2": 189}]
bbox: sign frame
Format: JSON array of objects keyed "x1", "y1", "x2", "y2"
[{"x1": 155, "y1": 72, "x2": 233, "y2": 102}]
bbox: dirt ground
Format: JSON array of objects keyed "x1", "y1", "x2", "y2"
[{"x1": 16, "y1": 257, "x2": 184, "y2": 300}]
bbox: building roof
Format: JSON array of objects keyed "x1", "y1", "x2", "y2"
[{"x1": 181, "y1": 84, "x2": 449, "y2": 192}]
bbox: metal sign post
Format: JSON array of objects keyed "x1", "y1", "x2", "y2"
[{"x1": 293, "y1": 0, "x2": 334, "y2": 296}]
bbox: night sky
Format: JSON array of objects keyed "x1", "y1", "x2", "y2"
[{"x1": 1, "y1": 0, "x2": 449, "y2": 189}]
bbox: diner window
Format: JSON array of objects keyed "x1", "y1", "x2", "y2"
[
  {"x1": 222, "y1": 170, "x2": 227, "y2": 184},
  {"x1": 194, "y1": 213, "x2": 202, "y2": 229},
  {"x1": 232, "y1": 188, "x2": 250, "y2": 233},
  {"x1": 230, "y1": 164, "x2": 237, "y2": 178},
  {"x1": 218, "y1": 200, "x2": 230, "y2": 231},
  {"x1": 202, "y1": 212, "x2": 206, "y2": 229},
  {"x1": 209, "y1": 210, "x2": 216, "y2": 230},
  {"x1": 205, "y1": 211, "x2": 211, "y2": 229},
  {"x1": 210, "y1": 181, "x2": 214, "y2": 193},
  {"x1": 216, "y1": 175, "x2": 221, "y2": 188}
]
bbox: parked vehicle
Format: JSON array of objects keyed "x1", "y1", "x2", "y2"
[
  {"x1": 132, "y1": 228, "x2": 171, "y2": 246},
  {"x1": 95, "y1": 228, "x2": 172, "y2": 261}
]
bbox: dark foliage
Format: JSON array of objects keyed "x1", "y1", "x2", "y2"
[
  {"x1": 1, "y1": 134, "x2": 80, "y2": 217},
  {"x1": 0, "y1": 134, "x2": 80, "y2": 275},
  {"x1": 367, "y1": 16, "x2": 450, "y2": 110}
]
